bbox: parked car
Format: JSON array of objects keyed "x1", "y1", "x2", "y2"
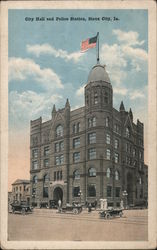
[
  {"x1": 40, "y1": 201, "x2": 49, "y2": 208},
  {"x1": 11, "y1": 201, "x2": 33, "y2": 215},
  {"x1": 49, "y1": 200, "x2": 58, "y2": 209}
]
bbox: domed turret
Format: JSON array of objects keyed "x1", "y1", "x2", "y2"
[
  {"x1": 87, "y1": 64, "x2": 111, "y2": 85},
  {"x1": 85, "y1": 64, "x2": 113, "y2": 110}
]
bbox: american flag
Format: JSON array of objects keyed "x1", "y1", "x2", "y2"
[{"x1": 81, "y1": 35, "x2": 97, "y2": 52}]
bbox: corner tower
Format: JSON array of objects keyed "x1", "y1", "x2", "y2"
[{"x1": 85, "y1": 64, "x2": 113, "y2": 111}]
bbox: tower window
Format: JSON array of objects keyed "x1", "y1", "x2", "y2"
[
  {"x1": 114, "y1": 139, "x2": 119, "y2": 149},
  {"x1": 94, "y1": 92, "x2": 98, "y2": 104},
  {"x1": 88, "y1": 117, "x2": 96, "y2": 128},
  {"x1": 126, "y1": 127, "x2": 130, "y2": 138},
  {"x1": 104, "y1": 92, "x2": 108, "y2": 104},
  {"x1": 88, "y1": 148, "x2": 96, "y2": 160},
  {"x1": 106, "y1": 168, "x2": 111, "y2": 178},
  {"x1": 106, "y1": 134, "x2": 111, "y2": 144},
  {"x1": 88, "y1": 132, "x2": 96, "y2": 144},
  {"x1": 88, "y1": 167, "x2": 96, "y2": 177},
  {"x1": 73, "y1": 170, "x2": 80, "y2": 180},
  {"x1": 73, "y1": 152, "x2": 80, "y2": 163},
  {"x1": 105, "y1": 117, "x2": 109, "y2": 127},
  {"x1": 106, "y1": 149, "x2": 111, "y2": 160}
]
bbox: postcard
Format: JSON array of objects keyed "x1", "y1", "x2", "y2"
[{"x1": 0, "y1": 0, "x2": 156, "y2": 249}]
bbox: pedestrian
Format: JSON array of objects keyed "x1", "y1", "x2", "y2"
[
  {"x1": 88, "y1": 203, "x2": 92, "y2": 213},
  {"x1": 94, "y1": 199, "x2": 97, "y2": 210},
  {"x1": 58, "y1": 199, "x2": 62, "y2": 213}
]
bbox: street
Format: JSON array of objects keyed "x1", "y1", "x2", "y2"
[{"x1": 8, "y1": 209, "x2": 148, "y2": 241}]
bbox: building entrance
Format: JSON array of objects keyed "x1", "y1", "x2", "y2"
[
  {"x1": 127, "y1": 173, "x2": 134, "y2": 205},
  {"x1": 53, "y1": 187, "x2": 63, "y2": 202}
]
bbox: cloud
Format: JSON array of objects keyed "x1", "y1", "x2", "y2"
[
  {"x1": 112, "y1": 29, "x2": 145, "y2": 46},
  {"x1": 76, "y1": 84, "x2": 85, "y2": 96},
  {"x1": 114, "y1": 87, "x2": 128, "y2": 96},
  {"x1": 129, "y1": 90, "x2": 145, "y2": 100},
  {"x1": 9, "y1": 57, "x2": 64, "y2": 90},
  {"x1": 9, "y1": 90, "x2": 63, "y2": 127},
  {"x1": 27, "y1": 43, "x2": 83, "y2": 63},
  {"x1": 122, "y1": 45, "x2": 148, "y2": 61}
]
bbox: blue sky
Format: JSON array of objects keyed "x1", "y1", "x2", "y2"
[{"x1": 8, "y1": 9, "x2": 148, "y2": 130}]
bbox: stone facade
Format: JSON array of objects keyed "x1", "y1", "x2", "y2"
[
  {"x1": 30, "y1": 64, "x2": 148, "y2": 207},
  {"x1": 12, "y1": 179, "x2": 31, "y2": 204}
]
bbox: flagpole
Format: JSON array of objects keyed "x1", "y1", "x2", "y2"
[{"x1": 97, "y1": 32, "x2": 99, "y2": 64}]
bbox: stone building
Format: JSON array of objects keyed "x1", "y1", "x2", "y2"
[
  {"x1": 30, "y1": 63, "x2": 148, "y2": 207},
  {"x1": 12, "y1": 179, "x2": 31, "y2": 204}
]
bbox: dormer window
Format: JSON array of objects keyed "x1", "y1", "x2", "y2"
[
  {"x1": 126, "y1": 127, "x2": 130, "y2": 138},
  {"x1": 56, "y1": 125, "x2": 63, "y2": 137}
]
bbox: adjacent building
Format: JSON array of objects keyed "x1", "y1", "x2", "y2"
[
  {"x1": 12, "y1": 179, "x2": 31, "y2": 204},
  {"x1": 30, "y1": 63, "x2": 148, "y2": 207}
]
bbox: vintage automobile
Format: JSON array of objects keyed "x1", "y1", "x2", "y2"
[
  {"x1": 40, "y1": 201, "x2": 49, "y2": 208},
  {"x1": 99, "y1": 208, "x2": 123, "y2": 219},
  {"x1": 49, "y1": 200, "x2": 58, "y2": 209},
  {"x1": 11, "y1": 201, "x2": 33, "y2": 215},
  {"x1": 61, "y1": 203, "x2": 82, "y2": 214}
]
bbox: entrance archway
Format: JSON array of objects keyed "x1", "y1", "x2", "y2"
[
  {"x1": 127, "y1": 172, "x2": 134, "y2": 205},
  {"x1": 53, "y1": 187, "x2": 63, "y2": 202}
]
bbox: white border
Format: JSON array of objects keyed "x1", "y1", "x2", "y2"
[{"x1": 0, "y1": 1, "x2": 156, "y2": 249}]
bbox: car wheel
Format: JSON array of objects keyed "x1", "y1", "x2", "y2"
[
  {"x1": 21, "y1": 208, "x2": 26, "y2": 215},
  {"x1": 73, "y1": 208, "x2": 79, "y2": 215},
  {"x1": 105, "y1": 213, "x2": 110, "y2": 219}
]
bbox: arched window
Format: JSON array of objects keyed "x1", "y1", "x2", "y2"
[
  {"x1": 106, "y1": 168, "x2": 111, "y2": 178},
  {"x1": 44, "y1": 174, "x2": 49, "y2": 183},
  {"x1": 126, "y1": 127, "x2": 130, "y2": 138},
  {"x1": 73, "y1": 170, "x2": 80, "y2": 180},
  {"x1": 88, "y1": 167, "x2": 96, "y2": 177},
  {"x1": 115, "y1": 170, "x2": 119, "y2": 180},
  {"x1": 33, "y1": 175, "x2": 38, "y2": 184},
  {"x1": 56, "y1": 125, "x2": 63, "y2": 137}
]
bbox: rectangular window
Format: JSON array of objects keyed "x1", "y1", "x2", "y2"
[
  {"x1": 43, "y1": 187, "x2": 48, "y2": 198},
  {"x1": 88, "y1": 184, "x2": 96, "y2": 197},
  {"x1": 60, "y1": 141, "x2": 64, "y2": 151},
  {"x1": 88, "y1": 132, "x2": 96, "y2": 144},
  {"x1": 106, "y1": 149, "x2": 111, "y2": 160},
  {"x1": 77, "y1": 123, "x2": 80, "y2": 132},
  {"x1": 73, "y1": 152, "x2": 80, "y2": 163},
  {"x1": 73, "y1": 137, "x2": 80, "y2": 148},
  {"x1": 44, "y1": 158, "x2": 49, "y2": 167},
  {"x1": 32, "y1": 188, "x2": 36, "y2": 195},
  {"x1": 55, "y1": 141, "x2": 64, "y2": 152},
  {"x1": 55, "y1": 155, "x2": 64, "y2": 165},
  {"x1": 115, "y1": 187, "x2": 120, "y2": 197},
  {"x1": 55, "y1": 143, "x2": 60, "y2": 152},
  {"x1": 114, "y1": 124, "x2": 120, "y2": 134},
  {"x1": 107, "y1": 186, "x2": 112, "y2": 197},
  {"x1": 54, "y1": 172, "x2": 56, "y2": 181},
  {"x1": 32, "y1": 149, "x2": 38, "y2": 158},
  {"x1": 114, "y1": 153, "x2": 119, "y2": 163},
  {"x1": 57, "y1": 171, "x2": 60, "y2": 180},
  {"x1": 106, "y1": 134, "x2": 111, "y2": 144},
  {"x1": 73, "y1": 186, "x2": 80, "y2": 197},
  {"x1": 94, "y1": 93, "x2": 98, "y2": 104},
  {"x1": 114, "y1": 139, "x2": 119, "y2": 149},
  {"x1": 88, "y1": 148, "x2": 96, "y2": 160},
  {"x1": 44, "y1": 146, "x2": 49, "y2": 156},
  {"x1": 32, "y1": 160, "x2": 38, "y2": 170}
]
